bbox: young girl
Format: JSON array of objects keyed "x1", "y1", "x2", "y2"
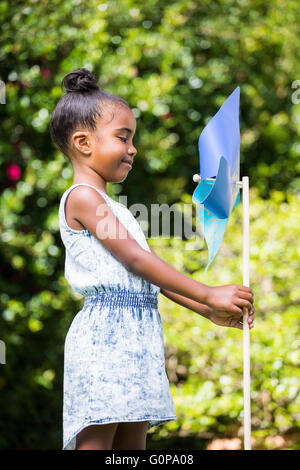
[{"x1": 50, "y1": 68, "x2": 255, "y2": 451}]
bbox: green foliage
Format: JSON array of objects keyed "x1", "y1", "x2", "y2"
[
  {"x1": 0, "y1": 0, "x2": 299, "y2": 450},
  {"x1": 1, "y1": 0, "x2": 300, "y2": 203}
]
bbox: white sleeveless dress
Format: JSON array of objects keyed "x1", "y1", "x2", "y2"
[{"x1": 58, "y1": 183, "x2": 177, "y2": 450}]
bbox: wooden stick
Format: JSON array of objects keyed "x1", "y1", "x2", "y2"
[
  {"x1": 193, "y1": 173, "x2": 251, "y2": 450},
  {"x1": 242, "y1": 176, "x2": 251, "y2": 450},
  {"x1": 192, "y1": 173, "x2": 252, "y2": 448}
]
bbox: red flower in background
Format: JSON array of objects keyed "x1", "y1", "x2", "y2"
[
  {"x1": 7, "y1": 163, "x2": 21, "y2": 181},
  {"x1": 161, "y1": 112, "x2": 172, "y2": 121},
  {"x1": 40, "y1": 68, "x2": 51, "y2": 79}
]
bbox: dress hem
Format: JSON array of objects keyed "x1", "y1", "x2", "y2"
[{"x1": 63, "y1": 415, "x2": 177, "y2": 450}]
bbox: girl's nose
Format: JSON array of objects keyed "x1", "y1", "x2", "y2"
[{"x1": 129, "y1": 144, "x2": 137, "y2": 156}]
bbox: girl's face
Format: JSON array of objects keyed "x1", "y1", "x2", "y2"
[{"x1": 71, "y1": 104, "x2": 137, "y2": 184}]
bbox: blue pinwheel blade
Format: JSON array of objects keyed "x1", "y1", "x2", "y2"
[
  {"x1": 193, "y1": 181, "x2": 240, "y2": 277},
  {"x1": 192, "y1": 86, "x2": 241, "y2": 275},
  {"x1": 199, "y1": 87, "x2": 240, "y2": 181}
]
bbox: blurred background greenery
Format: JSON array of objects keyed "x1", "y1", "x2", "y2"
[{"x1": 0, "y1": 0, "x2": 299, "y2": 450}]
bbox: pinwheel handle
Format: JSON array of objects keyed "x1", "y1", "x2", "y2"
[{"x1": 192, "y1": 174, "x2": 243, "y2": 188}]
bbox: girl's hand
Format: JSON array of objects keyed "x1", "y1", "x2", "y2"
[
  {"x1": 209, "y1": 305, "x2": 255, "y2": 330},
  {"x1": 205, "y1": 284, "x2": 254, "y2": 316}
]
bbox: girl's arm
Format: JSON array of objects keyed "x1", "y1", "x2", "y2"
[
  {"x1": 68, "y1": 186, "x2": 211, "y2": 304},
  {"x1": 160, "y1": 287, "x2": 213, "y2": 319},
  {"x1": 147, "y1": 248, "x2": 213, "y2": 319},
  {"x1": 69, "y1": 186, "x2": 254, "y2": 315},
  {"x1": 149, "y1": 247, "x2": 255, "y2": 330}
]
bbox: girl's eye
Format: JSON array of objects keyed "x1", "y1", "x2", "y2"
[{"x1": 119, "y1": 137, "x2": 127, "y2": 143}]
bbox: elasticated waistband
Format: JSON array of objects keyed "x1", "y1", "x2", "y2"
[{"x1": 84, "y1": 290, "x2": 158, "y2": 309}]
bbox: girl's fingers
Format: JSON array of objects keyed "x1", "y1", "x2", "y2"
[
  {"x1": 237, "y1": 313, "x2": 255, "y2": 329},
  {"x1": 232, "y1": 305, "x2": 244, "y2": 316},
  {"x1": 236, "y1": 298, "x2": 253, "y2": 310},
  {"x1": 238, "y1": 312, "x2": 254, "y2": 328},
  {"x1": 248, "y1": 314, "x2": 254, "y2": 328},
  {"x1": 240, "y1": 292, "x2": 254, "y2": 303},
  {"x1": 238, "y1": 287, "x2": 254, "y2": 302}
]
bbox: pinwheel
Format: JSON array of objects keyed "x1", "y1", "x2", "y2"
[{"x1": 192, "y1": 86, "x2": 252, "y2": 450}]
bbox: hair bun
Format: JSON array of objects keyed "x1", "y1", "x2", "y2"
[{"x1": 62, "y1": 68, "x2": 100, "y2": 93}]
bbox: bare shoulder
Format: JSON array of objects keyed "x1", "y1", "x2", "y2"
[
  {"x1": 64, "y1": 185, "x2": 144, "y2": 270},
  {"x1": 65, "y1": 185, "x2": 107, "y2": 231}
]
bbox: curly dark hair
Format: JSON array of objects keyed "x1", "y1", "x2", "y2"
[{"x1": 49, "y1": 68, "x2": 130, "y2": 159}]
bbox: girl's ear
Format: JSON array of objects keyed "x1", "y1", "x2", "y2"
[{"x1": 72, "y1": 131, "x2": 92, "y2": 155}]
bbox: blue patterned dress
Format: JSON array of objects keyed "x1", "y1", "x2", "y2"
[{"x1": 58, "y1": 183, "x2": 177, "y2": 450}]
